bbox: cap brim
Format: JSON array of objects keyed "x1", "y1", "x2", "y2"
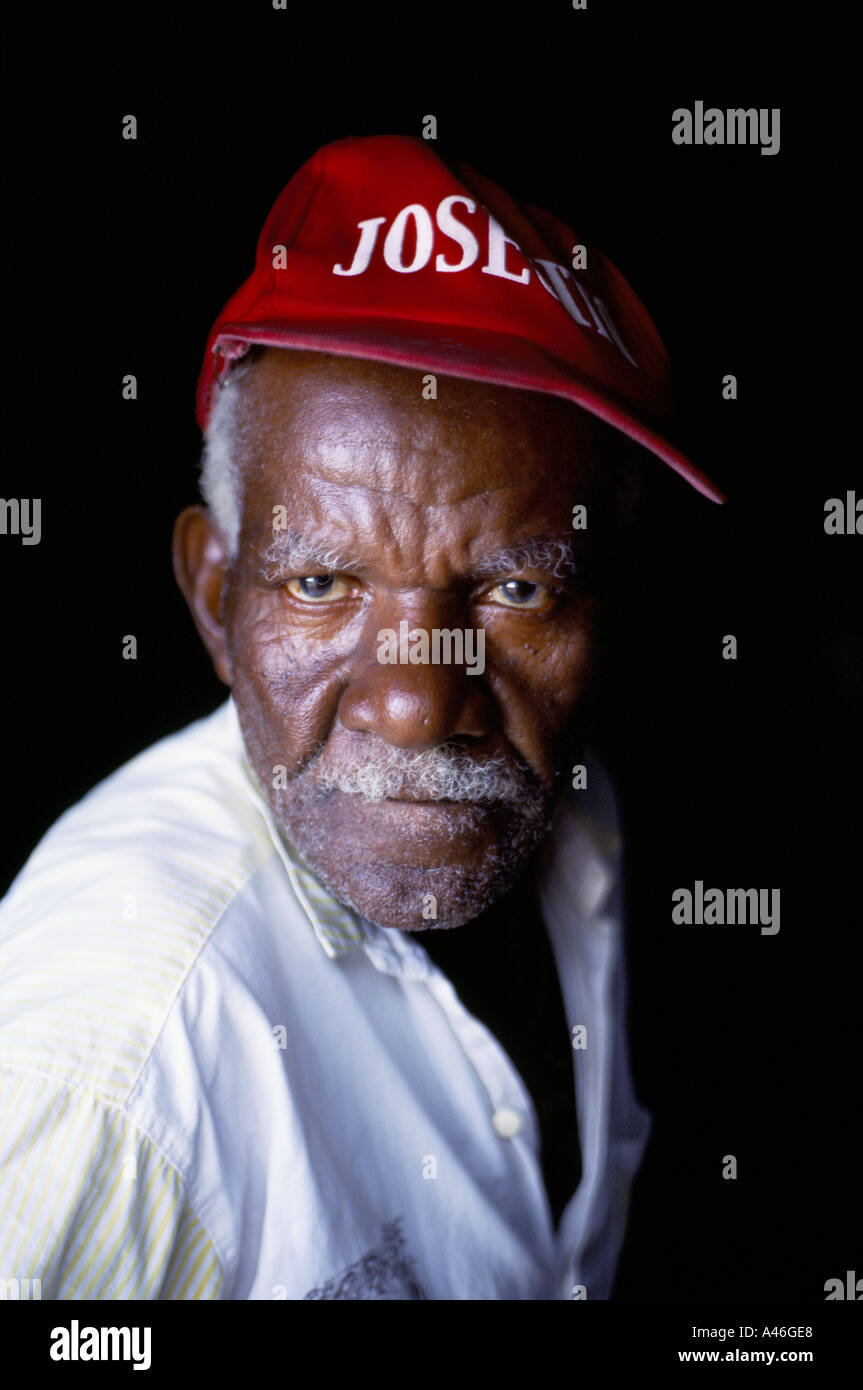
[{"x1": 205, "y1": 317, "x2": 726, "y2": 504}]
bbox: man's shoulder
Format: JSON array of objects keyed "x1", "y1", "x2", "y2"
[
  {"x1": 0, "y1": 700, "x2": 276, "y2": 1104},
  {"x1": 1, "y1": 699, "x2": 274, "y2": 914}
]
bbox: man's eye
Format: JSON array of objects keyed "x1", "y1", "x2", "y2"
[
  {"x1": 487, "y1": 579, "x2": 550, "y2": 609},
  {"x1": 285, "y1": 574, "x2": 352, "y2": 602}
]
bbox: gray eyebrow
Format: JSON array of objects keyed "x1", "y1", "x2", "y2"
[
  {"x1": 259, "y1": 529, "x2": 578, "y2": 584},
  {"x1": 469, "y1": 536, "x2": 577, "y2": 581},
  {"x1": 259, "y1": 530, "x2": 364, "y2": 582}
]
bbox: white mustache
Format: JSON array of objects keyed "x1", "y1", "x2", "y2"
[{"x1": 309, "y1": 744, "x2": 532, "y2": 805}]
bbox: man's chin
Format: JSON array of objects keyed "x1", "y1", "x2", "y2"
[
  {"x1": 274, "y1": 793, "x2": 551, "y2": 932},
  {"x1": 289, "y1": 855, "x2": 517, "y2": 932}
]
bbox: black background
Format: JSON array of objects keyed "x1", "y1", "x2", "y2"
[{"x1": 2, "y1": 0, "x2": 859, "y2": 1302}]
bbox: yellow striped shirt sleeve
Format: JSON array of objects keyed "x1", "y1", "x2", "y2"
[{"x1": 0, "y1": 1067, "x2": 223, "y2": 1300}]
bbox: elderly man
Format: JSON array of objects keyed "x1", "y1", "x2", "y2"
[{"x1": 0, "y1": 136, "x2": 723, "y2": 1300}]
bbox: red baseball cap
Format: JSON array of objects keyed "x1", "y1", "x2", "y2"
[{"x1": 197, "y1": 135, "x2": 725, "y2": 504}]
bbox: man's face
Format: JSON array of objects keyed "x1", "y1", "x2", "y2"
[{"x1": 188, "y1": 349, "x2": 625, "y2": 931}]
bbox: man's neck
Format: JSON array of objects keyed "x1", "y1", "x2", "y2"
[{"x1": 419, "y1": 862, "x2": 543, "y2": 973}]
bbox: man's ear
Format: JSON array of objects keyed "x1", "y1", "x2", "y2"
[{"x1": 172, "y1": 505, "x2": 233, "y2": 686}]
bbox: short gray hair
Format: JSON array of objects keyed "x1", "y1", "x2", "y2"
[{"x1": 198, "y1": 371, "x2": 246, "y2": 556}]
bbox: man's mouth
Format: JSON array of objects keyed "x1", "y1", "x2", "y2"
[
  {"x1": 325, "y1": 786, "x2": 493, "y2": 810},
  {"x1": 377, "y1": 800, "x2": 480, "y2": 811}
]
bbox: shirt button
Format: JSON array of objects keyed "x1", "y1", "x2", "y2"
[{"x1": 492, "y1": 1107, "x2": 523, "y2": 1138}]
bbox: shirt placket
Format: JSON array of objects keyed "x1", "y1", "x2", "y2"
[
  {"x1": 552, "y1": 915, "x2": 615, "y2": 1297},
  {"x1": 415, "y1": 950, "x2": 558, "y2": 1265}
]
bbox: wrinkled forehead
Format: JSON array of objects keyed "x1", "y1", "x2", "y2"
[{"x1": 230, "y1": 347, "x2": 618, "y2": 501}]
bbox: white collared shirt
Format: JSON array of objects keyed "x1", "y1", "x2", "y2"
[{"x1": 0, "y1": 700, "x2": 650, "y2": 1300}]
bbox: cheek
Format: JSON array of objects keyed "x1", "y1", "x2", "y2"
[
  {"x1": 225, "y1": 597, "x2": 351, "y2": 768},
  {"x1": 484, "y1": 613, "x2": 596, "y2": 770}
]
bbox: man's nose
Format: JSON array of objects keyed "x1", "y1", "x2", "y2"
[{"x1": 337, "y1": 611, "x2": 494, "y2": 749}]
